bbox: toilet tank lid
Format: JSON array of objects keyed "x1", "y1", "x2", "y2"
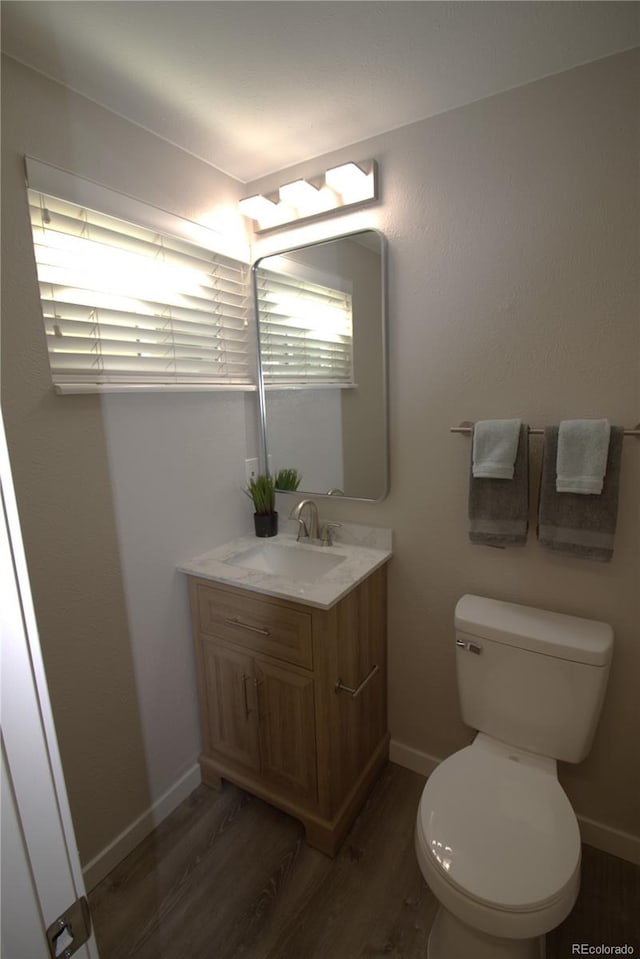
[{"x1": 455, "y1": 595, "x2": 613, "y2": 666}]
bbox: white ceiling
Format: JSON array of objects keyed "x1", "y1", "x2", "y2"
[{"x1": 2, "y1": 1, "x2": 638, "y2": 183}]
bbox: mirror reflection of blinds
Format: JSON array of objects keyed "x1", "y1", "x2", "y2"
[
  {"x1": 28, "y1": 190, "x2": 251, "y2": 391},
  {"x1": 257, "y1": 269, "x2": 354, "y2": 387}
]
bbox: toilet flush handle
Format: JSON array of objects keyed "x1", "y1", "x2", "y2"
[{"x1": 456, "y1": 639, "x2": 482, "y2": 654}]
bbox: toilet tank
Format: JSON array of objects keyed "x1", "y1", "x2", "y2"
[{"x1": 454, "y1": 595, "x2": 613, "y2": 763}]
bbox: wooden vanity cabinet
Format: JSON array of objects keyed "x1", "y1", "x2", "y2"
[{"x1": 187, "y1": 564, "x2": 389, "y2": 856}]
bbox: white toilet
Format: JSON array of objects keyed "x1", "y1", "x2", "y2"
[{"x1": 415, "y1": 594, "x2": 613, "y2": 959}]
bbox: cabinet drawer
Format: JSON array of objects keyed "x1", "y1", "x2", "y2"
[{"x1": 196, "y1": 583, "x2": 313, "y2": 669}]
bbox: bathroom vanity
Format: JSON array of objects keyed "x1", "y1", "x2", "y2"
[{"x1": 180, "y1": 529, "x2": 391, "y2": 855}]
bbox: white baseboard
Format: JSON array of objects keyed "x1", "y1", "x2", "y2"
[
  {"x1": 577, "y1": 814, "x2": 640, "y2": 866},
  {"x1": 390, "y1": 738, "x2": 640, "y2": 866},
  {"x1": 82, "y1": 763, "x2": 201, "y2": 892},
  {"x1": 389, "y1": 738, "x2": 440, "y2": 779}
]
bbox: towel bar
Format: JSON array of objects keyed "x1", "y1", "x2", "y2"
[{"x1": 451, "y1": 421, "x2": 640, "y2": 437}]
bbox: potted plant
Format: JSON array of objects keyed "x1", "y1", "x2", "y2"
[
  {"x1": 274, "y1": 467, "x2": 302, "y2": 492},
  {"x1": 245, "y1": 473, "x2": 278, "y2": 537}
]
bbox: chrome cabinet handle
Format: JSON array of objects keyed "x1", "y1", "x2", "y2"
[
  {"x1": 335, "y1": 664, "x2": 379, "y2": 699},
  {"x1": 225, "y1": 617, "x2": 271, "y2": 637},
  {"x1": 241, "y1": 672, "x2": 251, "y2": 719},
  {"x1": 253, "y1": 676, "x2": 263, "y2": 720}
]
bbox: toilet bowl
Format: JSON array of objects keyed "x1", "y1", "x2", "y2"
[
  {"x1": 415, "y1": 736, "x2": 581, "y2": 958},
  {"x1": 415, "y1": 595, "x2": 613, "y2": 959}
]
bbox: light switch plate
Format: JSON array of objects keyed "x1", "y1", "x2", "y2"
[{"x1": 244, "y1": 457, "x2": 258, "y2": 484}]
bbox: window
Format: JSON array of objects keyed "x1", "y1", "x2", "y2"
[
  {"x1": 26, "y1": 163, "x2": 252, "y2": 393},
  {"x1": 255, "y1": 263, "x2": 354, "y2": 388}
]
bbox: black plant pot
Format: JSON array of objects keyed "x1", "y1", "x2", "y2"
[{"x1": 254, "y1": 511, "x2": 278, "y2": 538}]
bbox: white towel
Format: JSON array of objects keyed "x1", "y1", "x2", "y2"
[
  {"x1": 556, "y1": 419, "x2": 611, "y2": 494},
  {"x1": 472, "y1": 419, "x2": 522, "y2": 480}
]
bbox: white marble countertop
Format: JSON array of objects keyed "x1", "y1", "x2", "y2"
[{"x1": 178, "y1": 525, "x2": 392, "y2": 609}]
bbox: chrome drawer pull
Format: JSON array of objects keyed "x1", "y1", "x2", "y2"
[
  {"x1": 335, "y1": 664, "x2": 379, "y2": 699},
  {"x1": 225, "y1": 617, "x2": 271, "y2": 637}
]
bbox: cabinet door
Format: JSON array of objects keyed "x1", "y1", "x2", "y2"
[
  {"x1": 202, "y1": 641, "x2": 260, "y2": 772},
  {"x1": 254, "y1": 660, "x2": 317, "y2": 804}
]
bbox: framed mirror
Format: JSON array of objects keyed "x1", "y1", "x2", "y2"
[{"x1": 253, "y1": 229, "x2": 388, "y2": 502}]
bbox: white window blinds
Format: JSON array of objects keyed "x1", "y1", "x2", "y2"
[
  {"x1": 27, "y1": 188, "x2": 252, "y2": 392},
  {"x1": 256, "y1": 268, "x2": 354, "y2": 388}
]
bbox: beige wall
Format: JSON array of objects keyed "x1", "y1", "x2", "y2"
[
  {"x1": 252, "y1": 50, "x2": 640, "y2": 841},
  {"x1": 1, "y1": 56, "x2": 253, "y2": 870}
]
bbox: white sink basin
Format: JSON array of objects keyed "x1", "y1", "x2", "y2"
[
  {"x1": 226, "y1": 541, "x2": 345, "y2": 582},
  {"x1": 179, "y1": 527, "x2": 392, "y2": 608}
]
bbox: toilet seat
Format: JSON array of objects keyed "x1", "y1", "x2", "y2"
[{"x1": 417, "y1": 736, "x2": 581, "y2": 914}]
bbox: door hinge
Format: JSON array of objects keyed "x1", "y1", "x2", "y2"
[{"x1": 46, "y1": 896, "x2": 92, "y2": 959}]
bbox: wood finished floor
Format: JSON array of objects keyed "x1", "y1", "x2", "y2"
[{"x1": 89, "y1": 764, "x2": 640, "y2": 959}]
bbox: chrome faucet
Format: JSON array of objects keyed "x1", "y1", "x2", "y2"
[
  {"x1": 289, "y1": 499, "x2": 342, "y2": 546},
  {"x1": 289, "y1": 499, "x2": 320, "y2": 542}
]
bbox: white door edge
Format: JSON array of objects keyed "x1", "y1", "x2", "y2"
[{"x1": 1, "y1": 412, "x2": 100, "y2": 958}]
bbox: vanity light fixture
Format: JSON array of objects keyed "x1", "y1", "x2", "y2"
[
  {"x1": 239, "y1": 159, "x2": 378, "y2": 233},
  {"x1": 325, "y1": 162, "x2": 375, "y2": 203},
  {"x1": 238, "y1": 193, "x2": 280, "y2": 222},
  {"x1": 278, "y1": 178, "x2": 320, "y2": 208},
  {"x1": 278, "y1": 178, "x2": 336, "y2": 218}
]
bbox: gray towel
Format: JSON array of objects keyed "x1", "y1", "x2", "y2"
[
  {"x1": 468, "y1": 423, "x2": 529, "y2": 548},
  {"x1": 538, "y1": 426, "x2": 624, "y2": 562}
]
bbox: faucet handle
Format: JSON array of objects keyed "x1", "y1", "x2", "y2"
[
  {"x1": 320, "y1": 522, "x2": 342, "y2": 547},
  {"x1": 288, "y1": 506, "x2": 309, "y2": 541}
]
